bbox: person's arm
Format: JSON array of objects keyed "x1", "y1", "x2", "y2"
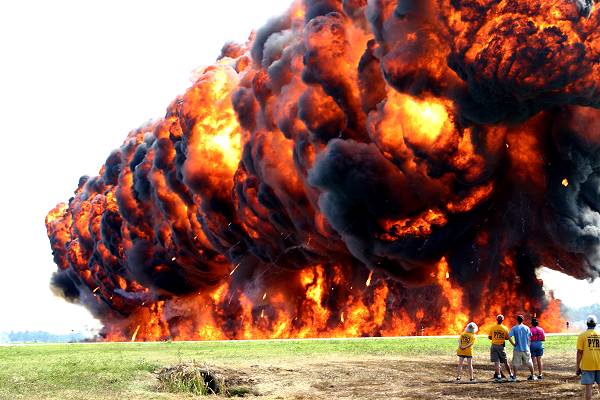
[
  {"x1": 461, "y1": 335, "x2": 475, "y2": 350},
  {"x1": 576, "y1": 334, "x2": 584, "y2": 375},
  {"x1": 508, "y1": 328, "x2": 516, "y2": 346},
  {"x1": 541, "y1": 328, "x2": 546, "y2": 342}
]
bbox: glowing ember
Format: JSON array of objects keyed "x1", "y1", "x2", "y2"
[
  {"x1": 365, "y1": 271, "x2": 373, "y2": 288},
  {"x1": 47, "y1": 0, "x2": 600, "y2": 342},
  {"x1": 131, "y1": 325, "x2": 141, "y2": 342},
  {"x1": 229, "y1": 263, "x2": 240, "y2": 276}
]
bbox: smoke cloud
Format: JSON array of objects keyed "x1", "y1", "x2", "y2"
[{"x1": 46, "y1": 0, "x2": 600, "y2": 340}]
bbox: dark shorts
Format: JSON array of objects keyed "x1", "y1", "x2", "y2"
[
  {"x1": 581, "y1": 370, "x2": 600, "y2": 385},
  {"x1": 530, "y1": 341, "x2": 543, "y2": 357},
  {"x1": 490, "y1": 344, "x2": 507, "y2": 363},
  {"x1": 530, "y1": 347, "x2": 544, "y2": 357},
  {"x1": 457, "y1": 355, "x2": 472, "y2": 359}
]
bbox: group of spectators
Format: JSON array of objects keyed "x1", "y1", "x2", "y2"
[{"x1": 455, "y1": 314, "x2": 600, "y2": 399}]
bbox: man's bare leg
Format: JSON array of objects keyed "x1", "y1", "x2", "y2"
[
  {"x1": 528, "y1": 361, "x2": 535, "y2": 377},
  {"x1": 583, "y1": 383, "x2": 592, "y2": 400},
  {"x1": 506, "y1": 361, "x2": 514, "y2": 378},
  {"x1": 494, "y1": 361, "x2": 501, "y2": 378}
]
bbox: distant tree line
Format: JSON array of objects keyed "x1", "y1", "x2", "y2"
[{"x1": 0, "y1": 331, "x2": 87, "y2": 343}]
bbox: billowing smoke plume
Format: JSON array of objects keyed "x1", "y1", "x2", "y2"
[{"x1": 46, "y1": 0, "x2": 600, "y2": 340}]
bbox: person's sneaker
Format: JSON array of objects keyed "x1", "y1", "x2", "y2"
[
  {"x1": 537, "y1": 375, "x2": 543, "y2": 380},
  {"x1": 494, "y1": 375, "x2": 502, "y2": 382},
  {"x1": 470, "y1": 378, "x2": 476, "y2": 382},
  {"x1": 509, "y1": 375, "x2": 517, "y2": 382},
  {"x1": 527, "y1": 375, "x2": 537, "y2": 381},
  {"x1": 456, "y1": 377, "x2": 461, "y2": 382}
]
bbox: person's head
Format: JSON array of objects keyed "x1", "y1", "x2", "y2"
[
  {"x1": 496, "y1": 314, "x2": 504, "y2": 324},
  {"x1": 516, "y1": 314, "x2": 524, "y2": 324},
  {"x1": 587, "y1": 314, "x2": 597, "y2": 329},
  {"x1": 531, "y1": 318, "x2": 539, "y2": 327},
  {"x1": 465, "y1": 322, "x2": 478, "y2": 333}
]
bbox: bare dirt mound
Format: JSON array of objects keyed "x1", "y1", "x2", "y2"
[{"x1": 186, "y1": 355, "x2": 587, "y2": 399}]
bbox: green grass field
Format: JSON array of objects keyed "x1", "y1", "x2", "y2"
[{"x1": 0, "y1": 335, "x2": 578, "y2": 400}]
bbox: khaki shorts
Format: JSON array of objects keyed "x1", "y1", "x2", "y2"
[
  {"x1": 513, "y1": 350, "x2": 533, "y2": 369},
  {"x1": 490, "y1": 344, "x2": 507, "y2": 363}
]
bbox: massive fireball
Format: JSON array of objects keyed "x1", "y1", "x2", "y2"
[{"x1": 46, "y1": 0, "x2": 600, "y2": 341}]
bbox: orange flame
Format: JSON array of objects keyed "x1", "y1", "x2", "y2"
[{"x1": 100, "y1": 257, "x2": 564, "y2": 341}]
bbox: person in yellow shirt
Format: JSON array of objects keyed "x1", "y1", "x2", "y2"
[
  {"x1": 577, "y1": 315, "x2": 600, "y2": 400},
  {"x1": 488, "y1": 314, "x2": 515, "y2": 382},
  {"x1": 456, "y1": 322, "x2": 478, "y2": 382}
]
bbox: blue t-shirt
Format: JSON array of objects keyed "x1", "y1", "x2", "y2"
[{"x1": 509, "y1": 324, "x2": 532, "y2": 352}]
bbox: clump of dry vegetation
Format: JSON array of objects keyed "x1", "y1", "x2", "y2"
[
  {"x1": 155, "y1": 362, "x2": 255, "y2": 396},
  {"x1": 156, "y1": 363, "x2": 226, "y2": 395}
]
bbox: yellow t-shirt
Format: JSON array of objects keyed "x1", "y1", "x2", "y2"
[
  {"x1": 489, "y1": 324, "x2": 509, "y2": 345},
  {"x1": 577, "y1": 329, "x2": 600, "y2": 371},
  {"x1": 457, "y1": 332, "x2": 476, "y2": 356}
]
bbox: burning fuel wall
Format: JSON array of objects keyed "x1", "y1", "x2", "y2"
[{"x1": 46, "y1": 0, "x2": 600, "y2": 341}]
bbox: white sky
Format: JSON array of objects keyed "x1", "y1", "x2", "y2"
[
  {"x1": 0, "y1": 0, "x2": 598, "y2": 335},
  {"x1": 0, "y1": 0, "x2": 290, "y2": 334}
]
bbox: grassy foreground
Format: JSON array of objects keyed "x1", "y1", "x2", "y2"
[{"x1": 0, "y1": 335, "x2": 577, "y2": 400}]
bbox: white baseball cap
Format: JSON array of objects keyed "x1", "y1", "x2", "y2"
[
  {"x1": 587, "y1": 315, "x2": 598, "y2": 325},
  {"x1": 466, "y1": 322, "x2": 479, "y2": 333}
]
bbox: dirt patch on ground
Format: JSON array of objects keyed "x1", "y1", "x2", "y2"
[{"x1": 200, "y1": 355, "x2": 590, "y2": 399}]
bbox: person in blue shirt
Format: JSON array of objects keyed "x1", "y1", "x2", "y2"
[{"x1": 509, "y1": 314, "x2": 536, "y2": 381}]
